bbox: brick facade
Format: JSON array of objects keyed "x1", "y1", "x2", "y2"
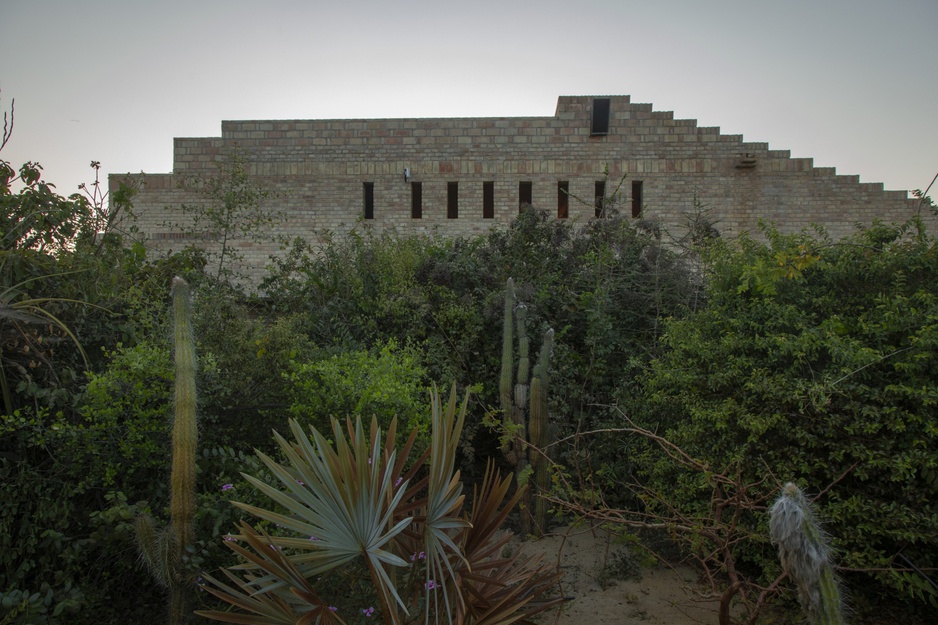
[{"x1": 111, "y1": 95, "x2": 931, "y2": 281}]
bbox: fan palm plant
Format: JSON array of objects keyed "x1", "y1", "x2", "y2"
[{"x1": 197, "y1": 385, "x2": 562, "y2": 625}]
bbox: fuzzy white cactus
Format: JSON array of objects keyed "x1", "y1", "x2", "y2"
[{"x1": 769, "y1": 482, "x2": 846, "y2": 625}]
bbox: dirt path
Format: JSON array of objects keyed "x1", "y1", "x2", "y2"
[{"x1": 516, "y1": 525, "x2": 721, "y2": 625}]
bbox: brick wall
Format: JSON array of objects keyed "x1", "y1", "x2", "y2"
[{"x1": 111, "y1": 95, "x2": 932, "y2": 282}]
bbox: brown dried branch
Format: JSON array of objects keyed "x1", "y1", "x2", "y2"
[
  {"x1": 811, "y1": 460, "x2": 860, "y2": 503},
  {"x1": 531, "y1": 411, "x2": 867, "y2": 624}
]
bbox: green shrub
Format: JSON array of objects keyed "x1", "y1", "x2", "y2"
[
  {"x1": 638, "y1": 219, "x2": 938, "y2": 609},
  {"x1": 287, "y1": 340, "x2": 430, "y2": 447},
  {"x1": 0, "y1": 408, "x2": 162, "y2": 624},
  {"x1": 75, "y1": 342, "x2": 174, "y2": 493},
  {"x1": 189, "y1": 288, "x2": 314, "y2": 451},
  {"x1": 263, "y1": 209, "x2": 694, "y2": 475}
]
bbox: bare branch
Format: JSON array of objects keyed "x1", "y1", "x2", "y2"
[
  {"x1": 1, "y1": 89, "x2": 13, "y2": 152},
  {"x1": 811, "y1": 460, "x2": 860, "y2": 503}
]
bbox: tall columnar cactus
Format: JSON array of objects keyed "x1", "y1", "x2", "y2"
[
  {"x1": 136, "y1": 276, "x2": 199, "y2": 625},
  {"x1": 499, "y1": 278, "x2": 516, "y2": 457},
  {"x1": 170, "y1": 276, "x2": 199, "y2": 554},
  {"x1": 513, "y1": 302, "x2": 530, "y2": 420},
  {"x1": 498, "y1": 278, "x2": 554, "y2": 536},
  {"x1": 529, "y1": 328, "x2": 554, "y2": 532},
  {"x1": 769, "y1": 482, "x2": 846, "y2": 625}
]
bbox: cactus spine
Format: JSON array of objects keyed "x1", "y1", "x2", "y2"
[
  {"x1": 136, "y1": 277, "x2": 199, "y2": 625},
  {"x1": 529, "y1": 328, "x2": 553, "y2": 533},
  {"x1": 170, "y1": 276, "x2": 198, "y2": 556},
  {"x1": 498, "y1": 278, "x2": 554, "y2": 537},
  {"x1": 769, "y1": 482, "x2": 846, "y2": 625},
  {"x1": 514, "y1": 302, "x2": 530, "y2": 414},
  {"x1": 499, "y1": 278, "x2": 516, "y2": 456}
]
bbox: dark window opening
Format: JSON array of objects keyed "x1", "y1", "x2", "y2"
[
  {"x1": 558, "y1": 181, "x2": 569, "y2": 219},
  {"x1": 363, "y1": 182, "x2": 374, "y2": 220},
  {"x1": 447, "y1": 182, "x2": 458, "y2": 219},
  {"x1": 631, "y1": 180, "x2": 643, "y2": 218},
  {"x1": 594, "y1": 181, "x2": 606, "y2": 217},
  {"x1": 411, "y1": 182, "x2": 422, "y2": 219},
  {"x1": 519, "y1": 181, "x2": 532, "y2": 211},
  {"x1": 483, "y1": 181, "x2": 494, "y2": 219},
  {"x1": 590, "y1": 98, "x2": 611, "y2": 136}
]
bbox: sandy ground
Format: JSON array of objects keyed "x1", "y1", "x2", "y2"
[{"x1": 515, "y1": 525, "x2": 721, "y2": 625}]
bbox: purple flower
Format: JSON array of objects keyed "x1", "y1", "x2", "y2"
[
  {"x1": 221, "y1": 483, "x2": 234, "y2": 492},
  {"x1": 395, "y1": 477, "x2": 403, "y2": 487},
  {"x1": 410, "y1": 550, "x2": 426, "y2": 561},
  {"x1": 328, "y1": 606, "x2": 338, "y2": 612},
  {"x1": 425, "y1": 580, "x2": 438, "y2": 590},
  {"x1": 309, "y1": 536, "x2": 319, "y2": 541},
  {"x1": 224, "y1": 533, "x2": 235, "y2": 542},
  {"x1": 361, "y1": 607, "x2": 375, "y2": 617}
]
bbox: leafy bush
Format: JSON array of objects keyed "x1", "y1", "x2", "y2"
[
  {"x1": 287, "y1": 339, "x2": 430, "y2": 447},
  {"x1": 189, "y1": 286, "x2": 314, "y2": 451},
  {"x1": 75, "y1": 342, "x2": 174, "y2": 493},
  {"x1": 0, "y1": 408, "x2": 161, "y2": 624},
  {"x1": 0, "y1": 144, "x2": 297, "y2": 623},
  {"x1": 263, "y1": 209, "x2": 696, "y2": 476},
  {"x1": 637, "y1": 219, "x2": 938, "y2": 609}
]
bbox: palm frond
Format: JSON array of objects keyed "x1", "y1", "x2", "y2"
[
  {"x1": 203, "y1": 385, "x2": 562, "y2": 625},
  {"x1": 454, "y1": 461, "x2": 564, "y2": 625},
  {"x1": 226, "y1": 416, "x2": 413, "y2": 619},
  {"x1": 196, "y1": 523, "x2": 341, "y2": 625},
  {"x1": 422, "y1": 385, "x2": 471, "y2": 624}
]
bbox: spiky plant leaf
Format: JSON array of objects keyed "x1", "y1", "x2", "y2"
[
  {"x1": 134, "y1": 513, "x2": 175, "y2": 589},
  {"x1": 196, "y1": 524, "x2": 341, "y2": 625},
  {"x1": 228, "y1": 416, "x2": 412, "y2": 619},
  {"x1": 421, "y1": 385, "x2": 471, "y2": 624},
  {"x1": 204, "y1": 385, "x2": 560, "y2": 625},
  {"x1": 452, "y1": 461, "x2": 563, "y2": 625},
  {"x1": 197, "y1": 570, "x2": 300, "y2": 625}
]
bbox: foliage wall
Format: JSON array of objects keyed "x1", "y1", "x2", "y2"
[
  {"x1": 262, "y1": 209, "x2": 696, "y2": 456},
  {"x1": 2, "y1": 153, "x2": 693, "y2": 623},
  {"x1": 637, "y1": 219, "x2": 938, "y2": 611},
  {"x1": 3, "y1": 139, "x2": 936, "y2": 622}
]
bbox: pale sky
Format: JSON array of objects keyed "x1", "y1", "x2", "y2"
[{"x1": 1, "y1": 0, "x2": 935, "y2": 204}]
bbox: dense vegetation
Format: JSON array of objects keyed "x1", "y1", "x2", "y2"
[
  {"x1": 2, "y1": 139, "x2": 936, "y2": 624},
  {"x1": 635, "y1": 221, "x2": 938, "y2": 617}
]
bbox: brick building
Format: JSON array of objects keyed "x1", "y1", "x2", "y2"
[{"x1": 111, "y1": 95, "x2": 929, "y2": 279}]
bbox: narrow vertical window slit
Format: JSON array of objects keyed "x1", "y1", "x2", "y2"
[
  {"x1": 558, "y1": 181, "x2": 569, "y2": 219},
  {"x1": 631, "y1": 180, "x2": 643, "y2": 218},
  {"x1": 363, "y1": 182, "x2": 374, "y2": 220},
  {"x1": 411, "y1": 182, "x2": 422, "y2": 219},
  {"x1": 483, "y1": 181, "x2": 494, "y2": 219},
  {"x1": 519, "y1": 181, "x2": 532, "y2": 211},
  {"x1": 594, "y1": 181, "x2": 605, "y2": 217},
  {"x1": 591, "y1": 98, "x2": 611, "y2": 136},
  {"x1": 447, "y1": 182, "x2": 458, "y2": 219}
]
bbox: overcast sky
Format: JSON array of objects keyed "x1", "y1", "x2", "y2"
[{"x1": 1, "y1": 0, "x2": 935, "y2": 203}]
